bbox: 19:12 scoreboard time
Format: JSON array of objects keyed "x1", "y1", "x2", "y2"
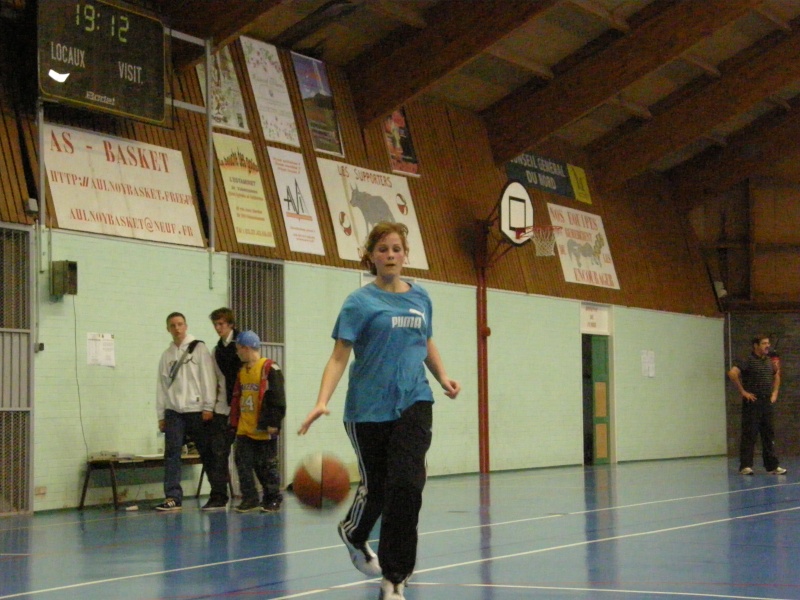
[{"x1": 38, "y1": 0, "x2": 167, "y2": 125}]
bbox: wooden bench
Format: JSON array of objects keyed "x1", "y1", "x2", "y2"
[{"x1": 78, "y1": 454, "x2": 206, "y2": 510}]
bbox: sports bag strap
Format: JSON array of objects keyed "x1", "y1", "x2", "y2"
[{"x1": 167, "y1": 340, "x2": 203, "y2": 388}]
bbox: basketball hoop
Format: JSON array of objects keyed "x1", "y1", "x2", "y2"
[{"x1": 514, "y1": 226, "x2": 562, "y2": 256}]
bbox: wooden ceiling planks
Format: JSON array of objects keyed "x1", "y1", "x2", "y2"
[
  {"x1": 595, "y1": 20, "x2": 800, "y2": 192},
  {"x1": 483, "y1": 0, "x2": 765, "y2": 166},
  {"x1": 672, "y1": 100, "x2": 800, "y2": 210},
  {"x1": 346, "y1": 0, "x2": 559, "y2": 127}
]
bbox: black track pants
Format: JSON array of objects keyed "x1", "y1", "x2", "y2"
[{"x1": 340, "y1": 401, "x2": 433, "y2": 583}]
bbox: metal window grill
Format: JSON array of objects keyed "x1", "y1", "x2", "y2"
[
  {"x1": 230, "y1": 258, "x2": 284, "y2": 365},
  {"x1": 230, "y1": 257, "x2": 286, "y2": 482},
  {"x1": 0, "y1": 412, "x2": 30, "y2": 514},
  {"x1": 0, "y1": 228, "x2": 29, "y2": 329},
  {"x1": 0, "y1": 227, "x2": 31, "y2": 513}
]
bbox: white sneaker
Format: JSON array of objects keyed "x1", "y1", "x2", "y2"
[
  {"x1": 740, "y1": 467, "x2": 754, "y2": 475},
  {"x1": 338, "y1": 522, "x2": 381, "y2": 577},
  {"x1": 379, "y1": 578, "x2": 405, "y2": 600},
  {"x1": 768, "y1": 466, "x2": 787, "y2": 475}
]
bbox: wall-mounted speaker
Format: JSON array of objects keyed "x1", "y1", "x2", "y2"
[{"x1": 51, "y1": 260, "x2": 78, "y2": 296}]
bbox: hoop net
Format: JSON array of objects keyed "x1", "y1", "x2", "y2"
[{"x1": 515, "y1": 226, "x2": 562, "y2": 256}]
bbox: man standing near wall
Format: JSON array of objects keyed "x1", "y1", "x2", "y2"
[
  {"x1": 155, "y1": 312, "x2": 218, "y2": 511},
  {"x1": 202, "y1": 307, "x2": 243, "y2": 510},
  {"x1": 727, "y1": 334, "x2": 787, "y2": 476}
]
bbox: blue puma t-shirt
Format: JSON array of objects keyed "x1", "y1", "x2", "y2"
[{"x1": 332, "y1": 282, "x2": 434, "y2": 422}]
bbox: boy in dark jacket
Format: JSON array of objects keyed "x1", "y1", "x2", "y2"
[{"x1": 229, "y1": 330, "x2": 286, "y2": 512}]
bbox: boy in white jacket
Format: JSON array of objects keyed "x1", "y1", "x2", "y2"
[{"x1": 154, "y1": 312, "x2": 218, "y2": 511}]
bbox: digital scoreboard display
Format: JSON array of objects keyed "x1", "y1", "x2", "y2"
[{"x1": 38, "y1": 0, "x2": 167, "y2": 125}]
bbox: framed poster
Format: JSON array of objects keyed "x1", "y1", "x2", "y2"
[
  {"x1": 292, "y1": 53, "x2": 343, "y2": 156},
  {"x1": 383, "y1": 108, "x2": 419, "y2": 176}
]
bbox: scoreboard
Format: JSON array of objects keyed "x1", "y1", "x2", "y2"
[{"x1": 38, "y1": 0, "x2": 167, "y2": 125}]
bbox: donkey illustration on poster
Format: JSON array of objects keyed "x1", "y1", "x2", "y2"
[
  {"x1": 349, "y1": 185, "x2": 395, "y2": 231},
  {"x1": 567, "y1": 233, "x2": 605, "y2": 268}
]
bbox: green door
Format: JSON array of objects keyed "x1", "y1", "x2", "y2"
[{"x1": 591, "y1": 335, "x2": 610, "y2": 464}]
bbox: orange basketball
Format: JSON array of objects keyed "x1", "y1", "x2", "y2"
[{"x1": 292, "y1": 453, "x2": 351, "y2": 509}]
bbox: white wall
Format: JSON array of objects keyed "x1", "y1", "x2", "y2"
[
  {"x1": 282, "y1": 264, "x2": 479, "y2": 478},
  {"x1": 487, "y1": 291, "x2": 584, "y2": 470},
  {"x1": 34, "y1": 231, "x2": 228, "y2": 510},
  {"x1": 612, "y1": 307, "x2": 726, "y2": 461},
  {"x1": 30, "y1": 234, "x2": 726, "y2": 510}
]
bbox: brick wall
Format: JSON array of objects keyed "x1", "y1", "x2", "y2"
[{"x1": 726, "y1": 313, "x2": 800, "y2": 460}]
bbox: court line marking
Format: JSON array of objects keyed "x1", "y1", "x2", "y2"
[
  {"x1": 3, "y1": 485, "x2": 798, "y2": 599},
  {"x1": 267, "y1": 504, "x2": 800, "y2": 599},
  {"x1": 3, "y1": 478, "x2": 794, "y2": 535},
  {"x1": 419, "y1": 480, "x2": 800, "y2": 537},
  {"x1": 411, "y1": 582, "x2": 799, "y2": 600}
]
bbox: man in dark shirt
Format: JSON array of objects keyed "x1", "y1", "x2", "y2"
[
  {"x1": 727, "y1": 335, "x2": 786, "y2": 476},
  {"x1": 200, "y1": 307, "x2": 242, "y2": 510}
]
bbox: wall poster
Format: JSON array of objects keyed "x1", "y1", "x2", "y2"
[
  {"x1": 292, "y1": 53, "x2": 343, "y2": 156},
  {"x1": 241, "y1": 37, "x2": 300, "y2": 147},
  {"x1": 383, "y1": 108, "x2": 419, "y2": 176},
  {"x1": 196, "y1": 44, "x2": 249, "y2": 133},
  {"x1": 507, "y1": 152, "x2": 592, "y2": 204},
  {"x1": 44, "y1": 124, "x2": 204, "y2": 247},
  {"x1": 548, "y1": 203, "x2": 619, "y2": 289},
  {"x1": 267, "y1": 147, "x2": 325, "y2": 256},
  {"x1": 213, "y1": 133, "x2": 275, "y2": 247},
  {"x1": 317, "y1": 158, "x2": 428, "y2": 269}
]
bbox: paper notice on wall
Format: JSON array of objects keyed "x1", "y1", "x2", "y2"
[
  {"x1": 641, "y1": 350, "x2": 655, "y2": 377},
  {"x1": 87, "y1": 333, "x2": 115, "y2": 367}
]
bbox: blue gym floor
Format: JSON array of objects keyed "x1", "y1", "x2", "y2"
[{"x1": 2, "y1": 456, "x2": 799, "y2": 599}]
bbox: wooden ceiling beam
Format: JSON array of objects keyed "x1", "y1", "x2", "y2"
[
  {"x1": 345, "y1": 0, "x2": 559, "y2": 126},
  {"x1": 594, "y1": 24, "x2": 800, "y2": 192},
  {"x1": 368, "y1": 0, "x2": 428, "y2": 29},
  {"x1": 754, "y1": 5, "x2": 792, "y2": 32},
  {"x1": 486, "y1": 45, "x2": 555, "y2": 80},
  {"x1": 681, "y1": 54, "x2": 721, "y2": 78},
  {"x1": 608, "y1": 95, "x2": 652, "y2": 120},
  {"x1": 482, "y1": 0, "x2": 764, "y2": 166},
  {"x1": 671, "y1": 102, "x2": 800, "y2": 210},
  {"x1": 566, "y1": 0, "x2": 630, "y2": 33}
]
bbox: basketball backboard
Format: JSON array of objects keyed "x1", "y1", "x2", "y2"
[{"x1": 498, "y1": 181, "x2": 533, "y2": 246}]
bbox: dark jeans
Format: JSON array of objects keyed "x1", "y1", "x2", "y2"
[
  {"x1": 163, "y1": 409, "x2": 212, "y2": 502},
  {"x1": 740, "y1": 399, "x2": 779, "y2": 471},
  {"x1": 340, "y1": 401, "x2": 433, "y2": 584},
  {"x1": 207, "y1": 414, "x2": 235, "y2": 502},
  {"x1": 234, "y1": 435, "x2": 281, "y2": 504}
]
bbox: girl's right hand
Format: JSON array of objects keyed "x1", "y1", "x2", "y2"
[{"x1": 297, "y1": 404, "x2": 330, "y2": 435}]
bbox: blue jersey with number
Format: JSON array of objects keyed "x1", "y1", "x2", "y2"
[{"x1": 333, "y1": 283, "x2": 434, "y2": 422}]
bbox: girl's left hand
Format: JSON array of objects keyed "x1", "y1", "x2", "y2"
[{"x1": 442, "y1": 379, "x2": 461, "y2": 399}]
